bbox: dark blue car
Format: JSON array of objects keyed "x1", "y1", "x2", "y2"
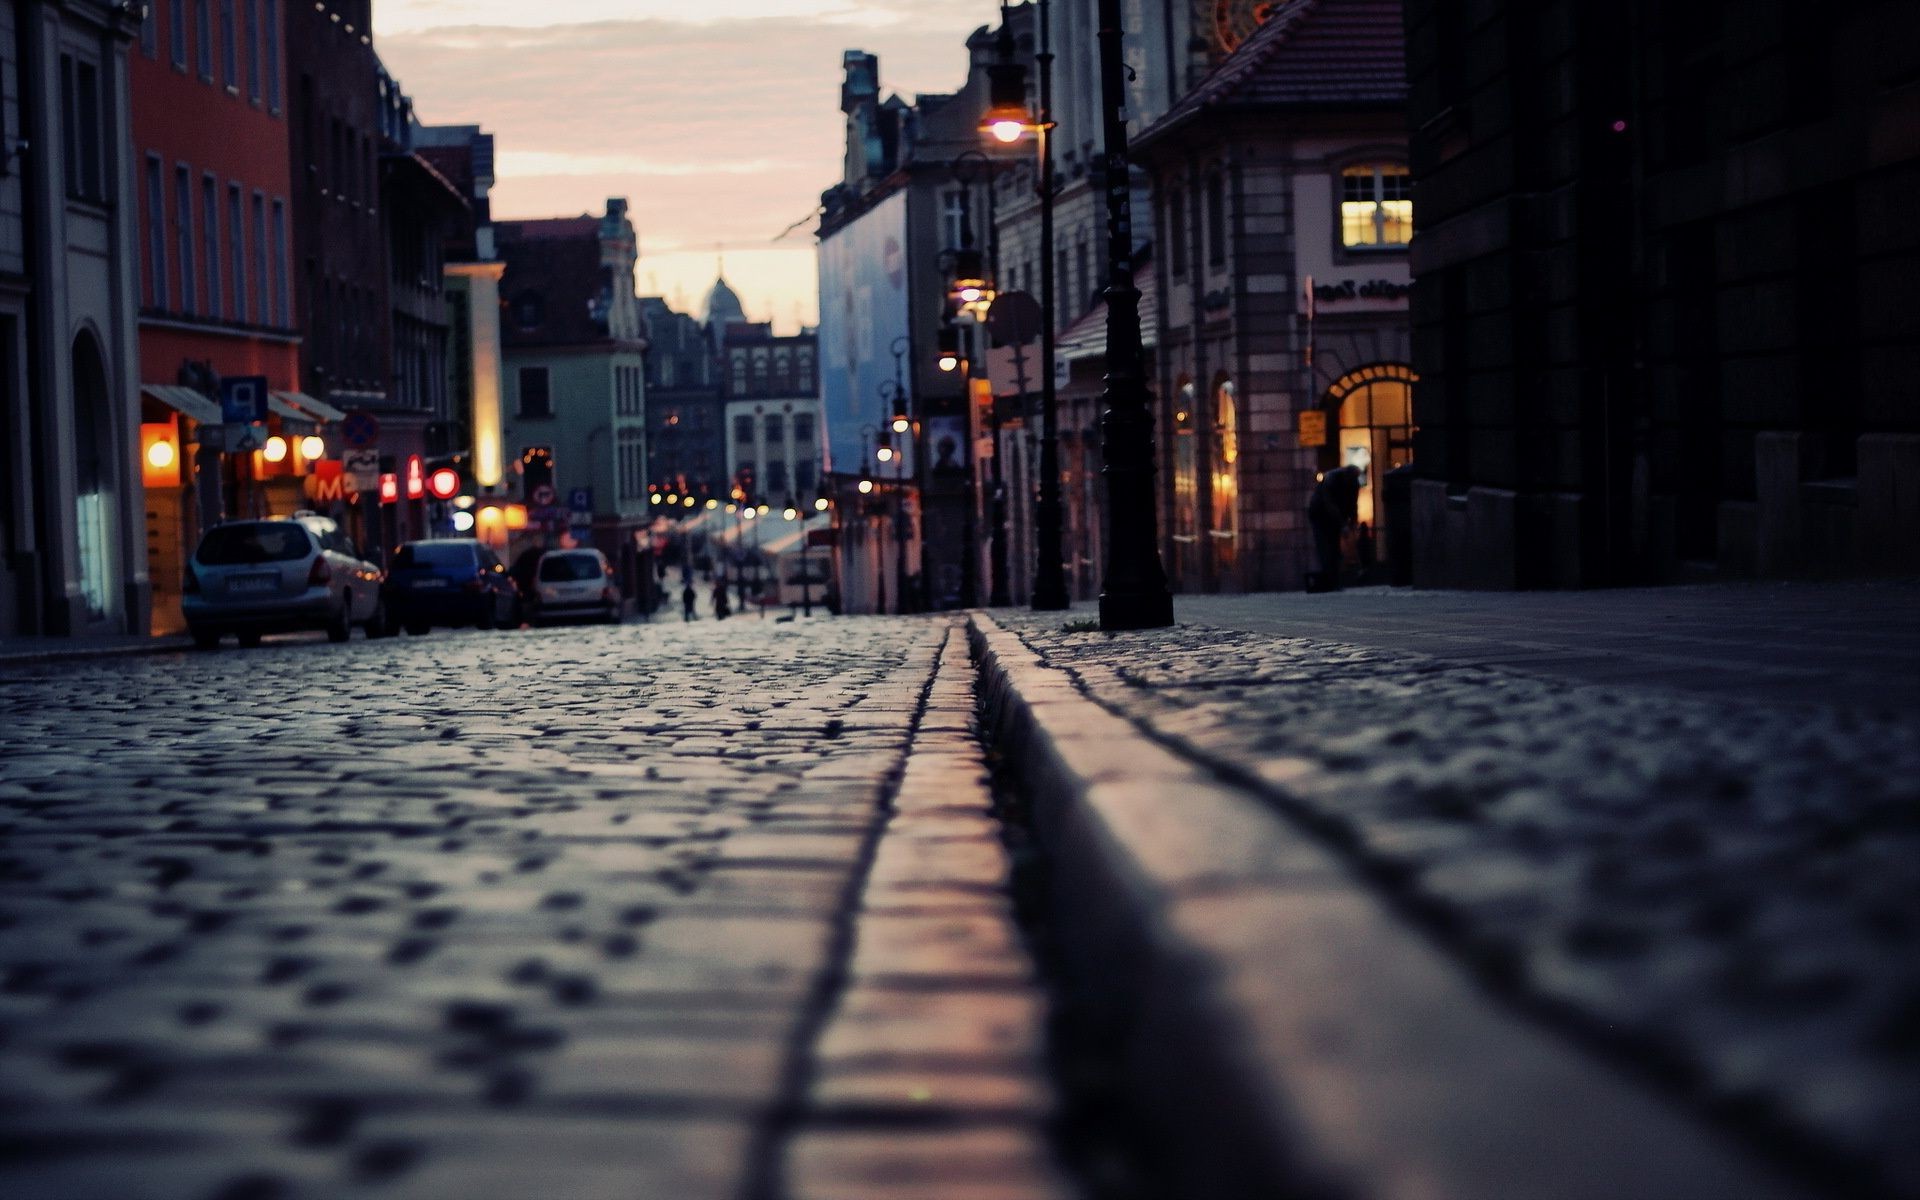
[{"x1": 383, "y1": 540, "x2": 519, "y2": 635}]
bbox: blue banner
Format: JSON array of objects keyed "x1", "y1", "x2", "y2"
[{"x1": 818, "y1": 190, "x2": 911, "y2": 478}]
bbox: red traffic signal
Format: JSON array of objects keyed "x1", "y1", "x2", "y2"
[{"x1": 427, "y1": 466, "x2": 462, "y2": 500}]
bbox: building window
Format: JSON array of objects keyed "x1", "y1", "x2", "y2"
[
  {"x1": 250, "y1": 193, "x2": 267, "y2": 329},
  {"x1": 202, "y1": 175, "x2": 222, "y2": 319},
  {"x1": 765, "y1": 460, "x2": 788, "y2": 497},
  {"x1": 264, "y1": 0, "x2": 280, "y2": 110},
  {"x1": 270, "y1": 199, "x2": 289, "y2": 326},
  {"x1": 145, "y1": 156, "x2": 168, "y2": 309},
  {"x1": 140, "y1": 3, "x2": 157, "y2": 56},
  {"x1": 796, "y1": 462, "x2": 817, "y2": 496},
  {"x1": 1167, "y1": 187, "x2": 1187, "y2": 276},
  {"x1": 170, "y1": 0, "x2": 187, "y2": 67},
  {"x1": 227, "y1": 184, "x2": 247, "y2": 322},
  {"x1": 195, "y1": 0, "x2": 212, "y2": 79},
  {"x1": 59, "y1": 57, "x2": 105, "y2": 204},
  {"x1": 174, "y1": 166, "x2": 197, "y2": 314},
  {"x1": 941, "y1": 188, "x2": 966, "y2": 250},
  {"x1": 244, "y1": 0, "x2": 260, "y2": 101},
  {"x1": 1206, "y1": 172, "x2": 1226, "y2": 266},
  {"x1": 219, "y1": 0, "x2": 237, "y2": 89},
  {"x1": 518, "y1": 367, "x2": 552, "y2": 418},
  {"x1": 793, "y1": 414, "x2": 815, "y2": 443},
  {"x1": 1340, "y1": 165, "x2": 1412, "y2": 249},
  {"x1": 764, "y1": 413, "x2": 784, "y2": 446},
  {"x1": 734, "y1": 415, "x2": 753, "y2": 445}
]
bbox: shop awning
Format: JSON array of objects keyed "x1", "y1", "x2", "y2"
[
  {"x1": 273, "y1": 391, "x2": 346, "y2": 422},
  {"x1": 140, "y1": 384, "x2": 222, "y2": 425}
]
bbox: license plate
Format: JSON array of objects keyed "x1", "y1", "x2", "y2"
[
  {"x1": 410, "y1": 579, "x2": 448, "y2": 589},
  {"x1": 229, "y1": 575, "x2": 279, "y2": 593}
]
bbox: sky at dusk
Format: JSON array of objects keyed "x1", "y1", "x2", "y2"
[{"x1": 375, "y1": 0, "x2": 1007, "y2": 333}]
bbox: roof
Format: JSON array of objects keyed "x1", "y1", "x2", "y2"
[
  {"x1": 1138, "y1": 0, "x2": 1406, "y2": 148},
  {"x1": 497, "y1": 223, "x2": 614, "y2": 348},
  {"x1": 1057, "y1": 264, "x2": 1160, "y2": 363}
]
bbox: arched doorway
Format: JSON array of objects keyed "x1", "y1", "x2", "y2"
[
  {"x1": 70, "y1": 331, "x2": 120, "y2": 626},
  {"x1": 1326, "y1": 364, "x2": 1415, "y2": 571},
  {"x1": 1210, "y1": 376, "x2": 1239, "y2": 580}
]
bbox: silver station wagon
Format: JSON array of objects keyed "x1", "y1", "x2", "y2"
[{"x1": 183, "y1": 514, "x2": 388, "y2": 649}]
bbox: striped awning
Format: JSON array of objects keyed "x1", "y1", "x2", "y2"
[
  {"x1": 273, "y1": 391, "x2": 346, "y2": 422},
  {"x1": 140, "y1": 384, "x2": 222, "y2": 425}
]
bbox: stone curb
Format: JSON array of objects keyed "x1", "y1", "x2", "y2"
[
  {"x1": 0, "y1": 637, "x2": 192, "y2": 667},
  {"x1": 968, "y1": 611, "x2": 1818, "y2": 1200}
]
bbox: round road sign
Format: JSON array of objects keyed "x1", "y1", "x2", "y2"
[{"x1": 340, "y1": 410, "x2": 380, "y2": 449}]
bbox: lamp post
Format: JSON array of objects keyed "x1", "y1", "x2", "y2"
[
  {"x1": 861, "y1": 422, "x2": 886, "y2": 616},
  {"x1": 981, "y1": 1, "x2": 1067, "y2": 611},
  {"x1": 884, "y1": 347, "x2": 913, "y2": 615},
  {"x1": 950, "y1": 150, "x2": 1011, "y2": 607},
  {"x1": 1094, "y1": 0, "x2": 1172, "y2": 630}
]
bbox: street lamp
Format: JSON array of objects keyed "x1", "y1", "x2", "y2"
[
  {"x1": 979, "y1": 3, "x2": 1068, "y2": 611},
  {"x1": 1093, "y1": 0, "x2": 1172, "y2": 629},
  {"x1": 952, "y1": 149, "x2": 1013, "y2": 608}
]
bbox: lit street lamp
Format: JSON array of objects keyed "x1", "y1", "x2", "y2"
[
  {"x1": 979, "y1": 3, "x2": 1068, "y2": 611},
  {"x1": 1093, "y1": 0, "x2": 1172, "y2": 629}
]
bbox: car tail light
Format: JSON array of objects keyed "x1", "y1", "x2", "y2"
[
  {"x1": 602, "y1": 586, "x2": 618, "y2": 603},
  {"x1": 308, "y1": 557, "x2": 332, "y2": 586}
]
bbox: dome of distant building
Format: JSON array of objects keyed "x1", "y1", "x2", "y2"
[{"x1": 703, "y1": 276, "x2": 746, "y2": 330}]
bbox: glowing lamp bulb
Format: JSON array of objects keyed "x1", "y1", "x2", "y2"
[
  {"x1": 451, "y1": 510, "x2": 476, "y2": 532},
  {"x1": 938, "y1": 354, "x2": 960, "y2": 372},
  {"x1": 783, "y1": 507, "x2": 797, "y2": 521},
  {"x1": 650, "y1": 493, "x2": 662, "y2": 504},
  {"x1": 757, "y1": 504, "x2": 769, "y2": 516},
  {"x1": 958, "y1": 286, "x2": 983, "y2": 303},
  {"x1": 742, "y1": 508, "x2": 755, "y2": 520},
  {"x1": 706, "y1": 498, "x2": 719, "y2": 509},
  {"x1": 814, "y1": 498, "x2": 830, "y2": 511},
  {"x1": 146, "y1": 439, "x2": 176, "y2": 470},
  {"x1": 892, "y1": 418, "x2": 910, "y2": 433},
  {"x1": 726, "y1": 503, "x2": 737, "y2": 513},
  {"x1": 990, "y1": 120, "x2": 1023, "y2": 144},
  {"x1": 858, "y1": 479, "x2": 874, "y2": 494},
  {"x1": 262, "y1": 436, "x2": 289, "y2": 463},
  {"x1": 299, "y1": 435, "x2": 326, "y2": 460},
  {"x1": 684, "y1": 495, "x2": 696, "y2": 507},
  {"x1": 877, "y1": 447, "x2": 894, "y2": 462}
]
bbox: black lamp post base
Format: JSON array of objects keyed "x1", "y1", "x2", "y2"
[{"x1": 1099, "y1": 589, "x2": 1173, "y2": 630}]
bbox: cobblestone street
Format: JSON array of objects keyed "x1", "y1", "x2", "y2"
[{"x1": 0, "y1": 618, "x2": 1067, "y2": 1200}]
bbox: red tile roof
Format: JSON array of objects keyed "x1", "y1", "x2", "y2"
[{"x1": 1139, "y1": 0, "x2": 1406, "y2": 147}]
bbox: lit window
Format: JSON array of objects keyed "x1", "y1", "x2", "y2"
[{"x1": 1341, "y1": 165, "x2": 1412, "y2": 249}]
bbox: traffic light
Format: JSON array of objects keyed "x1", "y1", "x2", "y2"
[{"x1": 424, "y1": 455, "x2": 470, "y2": 502}]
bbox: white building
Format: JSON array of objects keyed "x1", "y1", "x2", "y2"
[{"x1": 1, "y1": 1, "x2": 148, "y2": 637}]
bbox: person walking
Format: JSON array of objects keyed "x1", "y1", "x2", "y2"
[
  {"x1": 1307, "y1": 464, "x2": 1363, "y2": 592},
  {"x1": 681, "y1": 582, "x2": 697, "y2": 622},
  {"x1": 712, "y1": 577, "x2": 731, "y2": 621}
]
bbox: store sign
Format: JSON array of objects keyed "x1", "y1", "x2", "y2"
[
  {"x1": 344, "y1": 449, "x2": 380, "y2": 492},
  {"x1": 1297, "y1": 410, "x2": 1328, "y2": 447},
  {"x1": 304, "y1": 469, "x2": 354, "y2": 504},
  {"x1": 1311, "y1": 278, "x2": 1412, "y2": 305}
]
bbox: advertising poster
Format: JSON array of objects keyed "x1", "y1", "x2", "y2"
[{"x1": 818, "y1": 190, "x2": 914, "y2": 477}]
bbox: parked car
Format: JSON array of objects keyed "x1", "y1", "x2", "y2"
[
  {"x1": 512, "y1": 548, "x2": 621, "y2": 625},
  {"x1": 384, "y1": 539, "x2": 518, "y2": 635},
  {"x1": 183, "y1": 514, "x2": 386, "y2": 649}
]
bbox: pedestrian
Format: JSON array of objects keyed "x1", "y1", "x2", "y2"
[
  {"x1": 1307, "y1": 464, "x2": 1362, "y2": 592},
  {"x1": 712, "y1": 577, "x2": 731, "y2": 620},
  {"x1": 681, "y1": 582, "x2": 697, "y2": 622}
]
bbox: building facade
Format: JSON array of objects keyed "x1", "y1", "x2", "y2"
[
  {"x1": 496, "y1": 200, "x2": 649, "y2": 590},
  {"x1": 722, "y1": 323, "x2": 821, "y2": 507},
  {"x1": 638, "y1": 293, "x2": 723, "y2": 503},
  {"x1": 1, "y1": 0, "x2": 147, "y2": 638},
  {"x1": 130, "y1": 0, "x2": 308, "y2": 633},
  {"x1": 1137, "y1": 0, "x2": 1410, "y2": 593},
  {"x1": 1403, "y1": 0, "x2": 1920, "y2": 586}
]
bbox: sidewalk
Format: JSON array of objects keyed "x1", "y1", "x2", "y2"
[
  {"x1": 0, "y1": 632, "x2": 190, "y2": 666},
  {"x1": 972, "y1": 580, "x2": 1920, "y2": 1200}
]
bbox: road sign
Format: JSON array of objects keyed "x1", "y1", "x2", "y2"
[
  {"x1": 340, "y1": 409, "x2": 380, "y2": 449},
  {"x1": 219, "y1": 376, "x2": 270, "y2": 424},
  {"x1": 344, "y1": 449, "x2": 380, "y2": 491},
  {"x1": 223, "y1": 422, "x2": 265, "y2": 452},
  {"x1": 567, "y1": 487, "x2": 592, "y2": 513},
  {"x1": 530, "y1": 483, "x2": 557, "y2": 507},
  {"x1": 1298, "y1": 410, "x2": 1328, "y2": 448}
]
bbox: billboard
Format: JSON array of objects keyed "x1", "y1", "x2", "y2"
[{"x1": 818, "y1": 190, "x2": 913, "y2": 477}]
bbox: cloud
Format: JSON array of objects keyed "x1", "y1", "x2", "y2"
[{"x1": 376, "y1": 4, "x2": 1004, "y2": 328}]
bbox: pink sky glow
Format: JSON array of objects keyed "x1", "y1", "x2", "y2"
[{"x1": 375, "y1": 0, "x2": 1007, "y2": 332}]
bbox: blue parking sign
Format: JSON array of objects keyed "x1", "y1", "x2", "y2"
[
  {"x1": 567, "y1": 487, "x2": 592, "y2": 512},
  {"x1": 220, "y1": 376, "x2": 270, "y2": 424}
]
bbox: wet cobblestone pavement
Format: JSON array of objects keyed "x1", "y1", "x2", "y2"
[
  {"x1": 1003, "y1": 610, "x2": 1920, "y2": 1199},
  {"x1": 0, "y1": 617, "x2": 1066, "y2": 1200}
]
